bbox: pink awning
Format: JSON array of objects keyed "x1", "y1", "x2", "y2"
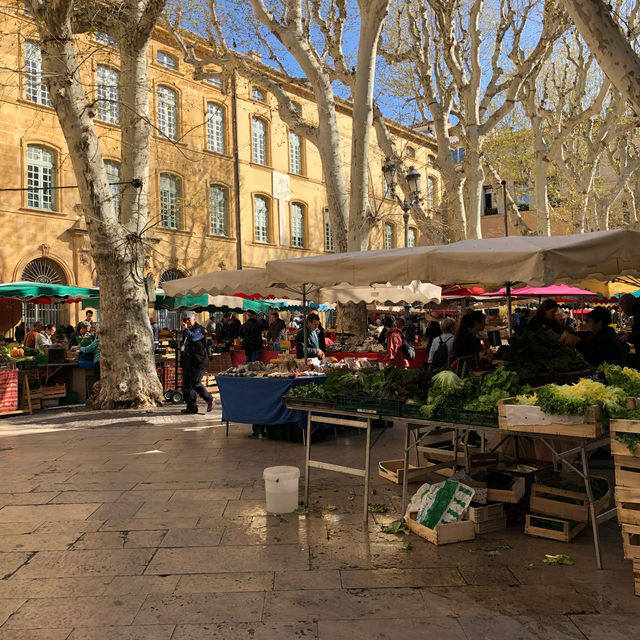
[{"x1": 484, "y1": 284, "x2": 597, "y2": 298}]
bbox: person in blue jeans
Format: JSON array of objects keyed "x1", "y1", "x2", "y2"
[
  {"x1": 240, "y1": 310, "x2": 268, "y2": 362},
  {"x1": 180, "y1": 311, "x2": 214, "y2": 415}
]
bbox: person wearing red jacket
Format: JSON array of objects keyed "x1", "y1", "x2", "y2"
[{"x1": 382, "y1": 315, "x2": 409, "y2": 368}]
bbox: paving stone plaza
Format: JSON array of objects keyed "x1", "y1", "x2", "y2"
[{"x1": 0, "y1": 405, "x2": 639, "y2": 639}]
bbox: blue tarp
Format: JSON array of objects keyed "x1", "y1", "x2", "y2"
[{"x1": 216, "y1": 375, "x2": 327, "y2": 429}]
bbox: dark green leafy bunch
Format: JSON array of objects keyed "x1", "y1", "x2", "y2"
[
  {"x1": 318, "y1": 370, "x2": 359, "y2": 401},
  {"x1": 496, "y1": 330, "x2": 589, "y2": 379},
  {"x1": 358, "y1": 367, "x2": 409, "y2": 397},
  {"x1": 285, "y1": 384, "x2": 323, "y2": 399},
  {"x1": 463, "y1": 368, "x2": 532, "y2": 413},
  {"x1": 381, "y1": 367, "x2": 432, "y2": 403}
]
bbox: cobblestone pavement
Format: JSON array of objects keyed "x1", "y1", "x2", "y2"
[{"x1": 0, "y1": 404, "x2": 639, "y2": 639}]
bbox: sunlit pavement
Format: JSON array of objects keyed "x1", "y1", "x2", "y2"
[{"x1": 0, "y1": 404, "x2": 638, "y2": 639}]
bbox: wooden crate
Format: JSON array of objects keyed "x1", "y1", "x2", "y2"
[
  {"x1": 529, "y1": 474, "x2": 611, "y2": 523},
  {"x1": 487, "y1": 476, "x2": 526, "y2": 504},
  {"x1": 406, "y1": 511, "x2": 475, "y2": 545},
  {"x1": 498, "y1": 399, "x2": 604, "y2": 438},
  {"x1": 41, "y1": 384, "x2": 66, "y2": 398},
  {"x1": 634, "y1": 559, "x2": 640, "y2": 597},
  {"x1": 525, "y1": 514, "x2": 586, "y2": 542},
  {"x1": 614, "y1": 456, "x2": 640, "y2": 488},
  {"x1": 611, "y1": 418, "x2": 640, "y2": 458},
  {"x1": 377, "y1": 459, "x2": 435, "y2": 485},
  {"x1": 622, "y1": 523, "x2": 640, "y2": 561},
  {"x1": 615, "y1": 486, "x2": 640, "y2": 525},
  {"x1": 475, "y1": 515, "x2": 507, "y2": 534},
  {"x1": 467, "y1": 502, "x2": 505, "y2": 523}
]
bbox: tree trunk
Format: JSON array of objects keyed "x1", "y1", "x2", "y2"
[
  {"x1": 534, "y1": 155, "x2": 551, "y2": 236},
  {"x1": 347, "y1": 0, "x2": 390, "y2": 251},
  {"x1": 560, "y1": 0, "x2": 640, "y2": 116},
  {"x1": 464, "y1": 145, "x2": 484, "y2": 239},
  {"x1": 31, "y1": 1, "x2": 163, "y2": 408},
  {"x1": 336, "y1": 302, "x2": 368, "y2": 341}
]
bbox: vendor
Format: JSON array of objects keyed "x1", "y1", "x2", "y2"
[
  {"x1": 451, "y1": 311, "x2": 486, "y2": 365},
  {"x1": 296, "y1": 313, "x2": 325, "y2": 359},
  {"x1": 216, "y1": 312, "x2": 241, "y2": 350},
  {"x1": 79, "y1": 329, "x2": 100, "y2": 380},
  {"x1": 36, "y1": 324, "x2": 58, "y2": 352},
  {"x1": 309, "y1": 310, "x2": 326, "y2": 352},
  {"x1": 268, "y1": 312, "x2": 287, "y2": 342},
  {"x1": 577, "y1": 307, "x2": 627, "y2": 367},
  {"x1": 526, "y1": 299, "x2": 563, "y2": 335},
  {"x1": 382, "y1": 315, "x2": 408, "y2": 369},
  {"x1": 23, "y1": 322, "x2": 43, "y2": 349},
  {"x1": 70, "y1": 321, "x2": 92, "y2": 346}
]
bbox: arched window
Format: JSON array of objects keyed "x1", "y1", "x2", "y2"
[
  {"x1": 157, "y1": 51, "x2": 177, "y2": 70},
  {"x1": 206, "y1": 74, "x2": 223, "y2": 89},
  {"x1": 157, "y1": 85, "x2": 178, "y2": 140},
  {"x1": 206, "y1": 103, "x2": 225, "y2": 153},
  {"x1": 427, "y1": 176, "x2": 438, "y2": 210},
  {"x1": 160, "y1": 173, "x2": 181, "y2": 229},
  {"x1": 384, "y1": 223, "x2": 394, "y2": 249},
  {"x1": 291, "y1": 202, "x2": 305, "y2": 248},
  {"x1": 254, "y1": 195, "x2": 270, "y2": 243},
  {"x1": 27, "y1": 145, "x2": 56, "y2": 210},
  {"x1": 406, "y1": 146, "x2": 415, "y2": 159},
  {"x1": 105, "y1": 161, "x2": 120, "y2": 213},
  {"x1": 24, "y1": 41, "x2": 51, "y2": 106},
  {"x1": 22, "y1": 258, "x2": 66, "y2": 326},
  {"x1": 210, "y1": 185, "x2": 228, "y2": 236},
  {"x1": 252, "y1": 117, "x2": 267, "y2": 165},
  {"x1": 251, "y1": 86, "x2": 265, "y2": 102},
  {"x1": 427, "y1": 154, "x2": 436, "y2": 165},
  {"x1": 289, "y1": 131, "x2": 302, "y2": 175},
  {"x1": 407, "y1": 228, "x2": 417, "y2": 248},
  {"x1": 158, "y1": 268, "x2": 185, "y2": 287},
  {"x1": 96, "y1": 65, "x2": 120, "y2": 124}
]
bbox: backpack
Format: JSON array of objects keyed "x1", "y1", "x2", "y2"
[
  {"x1": 400, "y1": 333, "x2": 415, "y2": 360},
  {"x1": 430, "y1": 335, "x2": 451, "y2": 370}
]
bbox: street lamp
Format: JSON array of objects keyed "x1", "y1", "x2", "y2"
[{"x1": 383, "y1": 157, "x2": 422, "y2": 247}]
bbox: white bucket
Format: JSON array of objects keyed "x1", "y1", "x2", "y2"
[{"x1": 263, "y1": 466, "x2": 300, "y2": 514}]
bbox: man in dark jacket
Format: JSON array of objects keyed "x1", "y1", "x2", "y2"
[
  {"x1": 180, "y1": 310, "x2": 214, "y2": 414},
  {"x1": 296, "y1": 313, "x2": 325, "y2": 359},
  {"x1": 577, "y1": 307, "x2": 627, "y2": 367},
  {"x1": 240, "y1": 310, "x2": 268, "y2": 362},
  {"x1": 268, "y1": 312, "x2": 287, "y2": 342},
  {"x1": 216, "y1": 312, "x2": 241, "y2": 350}
]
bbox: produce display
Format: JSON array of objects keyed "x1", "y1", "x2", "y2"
[
  {"x1": 599, "y1": 363, "x2": 640, "y2": 397},
  {"x1": 515, "y1": 379, "x2": 628, "y2": 418},
  {"x1": 1, "y1": 343, "x2": 35, "y2": 364},
  {"x1": 495, "y1": 330, "x2": 590, "y2": 379},
  {"x1": 326, "y1": 336, "x2": 386, "y2": 354}
]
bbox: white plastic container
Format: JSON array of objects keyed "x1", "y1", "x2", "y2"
[{"x1": 263, "y1": 466, "x2": 300, "y2": 514}]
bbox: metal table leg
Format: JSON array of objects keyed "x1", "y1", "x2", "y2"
[
  {"x1": 581, "y1": 444, "x2": 602, "y2": 569},
  {"x1": 402, "y1": 422, "x2": 411, "y2": 516},
  {"x1": 363, "y1": 418, "x2": 371, "y2": 523},
  {"x1": 304, "y1": 411, "x2": 312, "y2": 507}
]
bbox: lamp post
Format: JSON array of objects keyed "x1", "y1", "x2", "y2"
[
  {"x1": 382, "y1": 158, "x2": 422, "y2": 248},
  {"x1": 501, "y1": 179, "x2": 509, "y2": 238}
]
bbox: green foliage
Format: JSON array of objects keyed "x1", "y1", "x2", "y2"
[
  {"x1": 535, "y1": 380, "x2": 627, "y2": 417},
  {"x1": 599, "y1": 364, "x2": 640, "y2": 397},
  {"x1": 380, "y1": 520, "x2": 409, "y2": 535},
  {"x1": 615, "y1": 432, "x2": 640, "y2": 454},
  {"x1": 543, "y1": 554, "x2": 575, "y2": 566},
  {"x1": 463, "y1": 368, "x2": 531, "y2": 413},
  {"x1": 495, "y1": 330, "x2": 590, "y2": 379}
]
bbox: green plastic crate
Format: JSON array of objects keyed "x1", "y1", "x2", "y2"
[{"x1": 335, "y1": 394, "x2": 404, "y2": 417}]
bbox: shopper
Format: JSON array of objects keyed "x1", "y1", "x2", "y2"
[
  {"x1": 526, "y1": 299, "x2": 563, "y2": 335},
  {"x1": 216, "y1": 312, "x2": 240, "y2": 350},
  {"x1": 240, "y1": 310, "x2": 268, "y2": 362},
  {"x1": 70, "y1": 321, "x2": 92, "y2": 346},
  {"x1": 428, "y1": 317, "x2": 455, "y2": 369},
  {"x1": 268, "y1": 312, "x2": 287, "y2": 342},
  {"x1": 79, "y1": 330, "x2": 101, "y2": 380},
  {"x1": 23, "y1": 322, "x2": 44, "y2": 349},
  {"x1": 309, "y1": 310, "x2": 326, "y2": 351},
  {"x1": 620, "y1": 293, "x2": 640, "y2": 349},
  {"x1": 180, "y1": 310, "x2": 214, "y2": 414},
  {"x1": 296, "y1": 313, "x2": 325, "y2": 359},
  {"x1": 451, "y1": 311, "x2": 486, "y2": 365},
  {"x1": 577, "y1": 307, "x2": 627, "y2": 367},
  {"x1": 382, "y1": 315, "x2": 409, "y2": 368}
]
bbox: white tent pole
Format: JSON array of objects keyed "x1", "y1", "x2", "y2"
[{"x1": 506, "y1": 283, "x2": 513, "y2": 336}]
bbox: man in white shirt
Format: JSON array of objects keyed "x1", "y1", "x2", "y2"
[{"x1": 36, "y1": 324, "x2": 57, "y2": 352}]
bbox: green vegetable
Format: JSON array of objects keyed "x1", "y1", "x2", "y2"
[
  {"x1": 615, "y1": 432, "x2": 640, "y2": 453},
  {"x1": 536, "y1": 379, "x2": 627, "y2": 417},
  {"x1": 524, "y1": 562, "x2": 534, "y2": 570},
  {"x1": 496, "y1": 330, "x2": 590, "y2": 379},
  {"x1": 543, "y1": 554, "x2": 575, "y2": 566},
  {"x1": 368, "y1": 503, "x2": 388, "y2": 513},
  {"x1": 431, "y1": 370, "x2": 465, "y2": 394},
  {"x1": 326, "y1": 504, "x2": 337, "y2": 511},
  {"x1": 285, "y1": 383, "x2": 323, "y2": 399},
  {"x1": 294, "y1": 507, "x2": 311, "y2": 515},
  {"x1": 599, "y1": 363, "x2": 640, "y2": 397},
  {"x1": 487, "y1": 550, "x2": 502, "y2": 557},
  {"x1": 402, "y1": 541, "x2": 412, "y2": 551},
  {"x1": 380, "y1": 520, "x2": 409, "y2": 535}
]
